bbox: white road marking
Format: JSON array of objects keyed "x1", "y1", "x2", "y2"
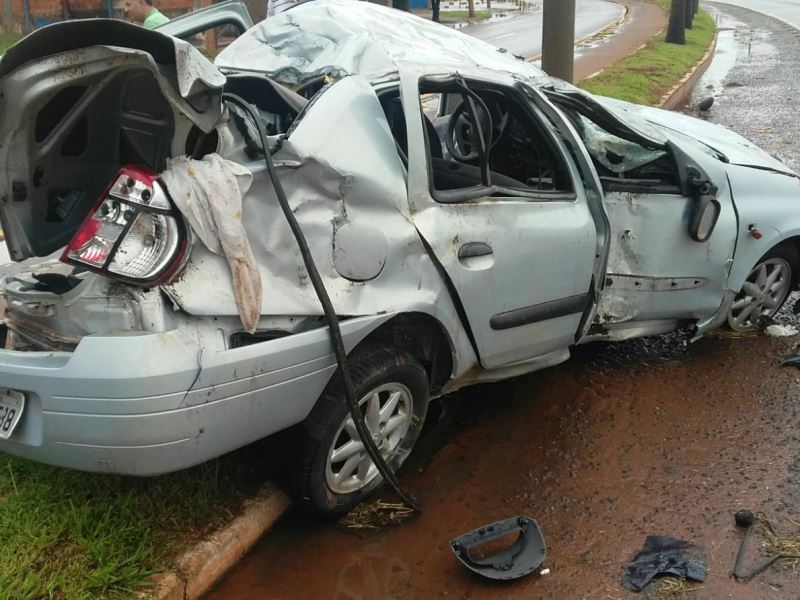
[{"x1": 492, "y1": 32, "x2": 516, "y2": 40}]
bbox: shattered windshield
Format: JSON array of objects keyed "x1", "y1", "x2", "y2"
[{"x1": 580, "y1": 116, "x2": 667, "y2": 173}]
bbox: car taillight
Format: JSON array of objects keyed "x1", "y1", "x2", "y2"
[{"x1": 60, "y1": 165, "x2": 188, "y2": 285}]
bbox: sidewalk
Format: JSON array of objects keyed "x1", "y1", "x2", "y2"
[{"x1": 573, "y1": 0, "x2": 666, "y2": 81}]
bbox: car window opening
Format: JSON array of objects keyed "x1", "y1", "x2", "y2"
[
  {"x1": 557, "y1": 105, "x2": 681, "y2": 195},
  {"x1": 379, "y1": 79, "x2": 575, "y2": 204}
]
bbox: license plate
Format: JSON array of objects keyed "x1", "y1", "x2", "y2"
[{"x1": 0, "y1": 389, "x2": 25, "y2": 440}]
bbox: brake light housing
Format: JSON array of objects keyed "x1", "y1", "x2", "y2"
[{"x1": 60, "y1": 165, "x2": 189, "y2": 285}]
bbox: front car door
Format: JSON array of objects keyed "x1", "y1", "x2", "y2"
[
  {"x1": 546, "y1": 87, "x2": 738, "y2": 337},
  {"x1": 399, "y1": 70, "x2": 600, "y2": 369}
]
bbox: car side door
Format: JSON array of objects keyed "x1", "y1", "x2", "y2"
[
  {"x1": 546, "y1": 90, "x2": 737, "y2": 335},
  {"x1": 400, "y1": 71, "x2": 600, "y2": 369}
]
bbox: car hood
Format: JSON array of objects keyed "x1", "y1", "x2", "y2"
[{"x1": 596, "y1": 96, "x2": 796, "y2": 176}]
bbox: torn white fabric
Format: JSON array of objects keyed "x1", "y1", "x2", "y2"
[{"x1": 161, "y1": 154, "x2": 262, "y2": 333}]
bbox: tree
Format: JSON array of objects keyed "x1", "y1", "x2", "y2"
[
  {"x1": 684, "y1": 0, "x2": 693, "y2": 29},
  {"x1": 432, "y1": 0, "x2": 441, "y2": 21},
  {"x1": 467, "y1": 0, "x2": 475, "y2": 18},
  {"x1": 666, "y1": 0, "x2": 686, "y2": 45},
  {"x1": 692, "y1": 0, "x2": 699, "y2": 14}
]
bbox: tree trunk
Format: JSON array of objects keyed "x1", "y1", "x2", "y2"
[
  {"x1": 468, "y1": 0, "x2": 475, "y2": 18},
  {"x1": 684, "y1": 0, "x2": 693, "y2": 29},
  {"x1": 666, "y1": 0, "x2": 686, "y2": 44},
  {"x1": 486, "y1": 0, "x2": 491, "y2": 10},
  {"x1": 692, "y1": 0, "x2": 699, "y2": 14}
]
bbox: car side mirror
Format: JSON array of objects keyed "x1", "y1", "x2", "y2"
[{"x1": 689, "y1": 195, "x2": 721, "y2": 242}]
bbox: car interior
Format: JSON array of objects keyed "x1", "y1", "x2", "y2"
[{"x1": 379, "y1": 79, "x2": 575, "y2": 202}]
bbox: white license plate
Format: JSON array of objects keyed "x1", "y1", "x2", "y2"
[{"x1": 0, "y1": 389, "x2": 25, "y2": 439}]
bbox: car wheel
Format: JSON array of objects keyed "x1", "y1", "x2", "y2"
[
  {"x1": 291, "y1": 345, "x2": 429, "y2": 516},
  {"x1": 728, "y1": 244, "x2": 799, "y2": 331}
]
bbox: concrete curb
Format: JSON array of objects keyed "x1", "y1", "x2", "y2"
[
  {"x1": 144, "y1": 482, "x2": 291, "y2": 600},
  {"x1": 659, "y1": 31, "x2": 718, "y2": 110}
]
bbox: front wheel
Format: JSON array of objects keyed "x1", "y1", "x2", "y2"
[
  {"x1": 728, "y1": 244, "x2": 798, "y2": 331},
  {"x1": 290, "y1": 345, "x2": 429, "y2": 516}
]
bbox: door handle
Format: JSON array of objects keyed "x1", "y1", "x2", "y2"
[{"x1": 458, "y1": 242, "x2": 493, "y2": 259}]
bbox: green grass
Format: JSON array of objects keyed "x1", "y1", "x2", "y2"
[
  {"x1": 440, "y1": 9, "x2": 491, "y2": 20},
  {"x1": 0, "y1": 32, "x2": 23, "y2": 53},
  {"x1": 0, "y1": 448, "x2": 271, "y2": 600},
  {"x1": 579, "y1": 9, "x2": 715, "y2": 106}
]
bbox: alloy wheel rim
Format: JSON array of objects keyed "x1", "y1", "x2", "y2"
[
  {"x1": 728, "y1": 258, "x2": 792, "y2": 331},
  {"x1": 325, "y1": 382, "x2": 413, "y2": 495}
]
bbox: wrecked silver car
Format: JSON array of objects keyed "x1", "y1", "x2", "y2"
[{"x1": 1, "y1": 0, "x2": 800, "y2": 515}]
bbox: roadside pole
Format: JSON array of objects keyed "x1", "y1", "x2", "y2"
[{"x1": 541, "y1": 0, "x2": 576, "y2": 82}]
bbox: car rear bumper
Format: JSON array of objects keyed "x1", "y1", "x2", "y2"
[{"x1": 0, "y1": 315, "x2": 390, "y2": 475}]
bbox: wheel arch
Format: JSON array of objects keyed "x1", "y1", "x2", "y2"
[
  {"x1": 728, "y1": 230, "x2": 800, "y2": 294},
  {"x1": 354, "y1": 311, "x2": 455, "y2": 395}
]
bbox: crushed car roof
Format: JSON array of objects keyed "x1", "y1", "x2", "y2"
[{"x1": 215, "y1": 0, "x2": 554, "y2": 86}]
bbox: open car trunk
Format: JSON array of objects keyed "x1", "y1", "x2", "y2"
[{"x1": 0, "y1": 19, "x2": 226, "y2": 262}]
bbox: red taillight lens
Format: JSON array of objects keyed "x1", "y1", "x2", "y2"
[{"x1": 61, "y1": 166, "x2": 187, "y2": 284}]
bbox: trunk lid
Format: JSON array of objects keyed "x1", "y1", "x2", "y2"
[{"x1": 0, "y1": 19, "x2": 225, "y2": 261}]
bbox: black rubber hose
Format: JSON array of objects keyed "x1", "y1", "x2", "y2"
[{"x1": 222, "y1": 93, "x2": 422, "y2": 513}]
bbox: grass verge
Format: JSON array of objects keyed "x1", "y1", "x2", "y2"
[
  {"x1": 439, "y1": 9, "x2": 491, "y2": 20},
  {"x1": 0, "y1": 32, "x2": 23, "y2": 53},
  {"x1": 0, "y1": 445, "x2": 273, "y2": 600},
  {"x1": 579, "y1": 9, "x2": 715, "y2": 106}
]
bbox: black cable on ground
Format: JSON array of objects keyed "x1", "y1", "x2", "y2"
[{"x1": 222, "y1": 93, "x2": 422, "y2": 513}]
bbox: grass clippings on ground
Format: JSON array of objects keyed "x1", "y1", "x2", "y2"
[
  {"x1": 339, "y1": 499, "x2": 415, "y2": 531},
  {"x1": 0, "y1": 448, "x2": 270, "y2": 600},
  {"x1": 579, "y1": 9, "x2": 715, "y2": 106},
  {"x1": 757, "y1": 513, "x2": 800, "y2": 565},
  {"x1": 654, "y1": 576, "x2": 704, "y2": 599}
]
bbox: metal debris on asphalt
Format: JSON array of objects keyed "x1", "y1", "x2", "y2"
[{"x1": 731, "y1": 510, "x2": 800, "y2": 582}]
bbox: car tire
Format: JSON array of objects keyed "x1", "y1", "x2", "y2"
[
  {"x1": 290, "y1": 344, "x2": 429, "y2": 517},
  {"x1": 728, "y1": 243, "x2": 799, "y2": 331}
]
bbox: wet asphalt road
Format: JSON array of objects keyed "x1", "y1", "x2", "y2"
[
  {"x1": 461, "y1": 0, "x2": 624, "y2": 59},
  {"x1": 711, "y1": 0, "x2": 800, "y2": 30},
  {"x1": 206, "y1": 4, "x2": 800, "y2": 600}
]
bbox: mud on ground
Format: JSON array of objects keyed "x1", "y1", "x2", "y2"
[{"x1": 207, "y1": 329, "x2": 800, "y2": 599}]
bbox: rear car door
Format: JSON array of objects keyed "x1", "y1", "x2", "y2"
[{"x1": 400, "y1": 72, "x2": 599, "y2": 369}]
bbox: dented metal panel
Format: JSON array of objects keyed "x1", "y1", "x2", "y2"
[
  {"x1": 595, "y1": 145, "x2": 737, "y2": 325},
  {"x1": 215, "y1": 0, "x2": 552, "y2": 88}
]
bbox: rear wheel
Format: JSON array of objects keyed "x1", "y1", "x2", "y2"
[
  {"x1": 291, "y1": 345, "x2": 429, "y2": 516},
  {"x1": 728, "y1": 244, "x2": 799, "y2": 331}
]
